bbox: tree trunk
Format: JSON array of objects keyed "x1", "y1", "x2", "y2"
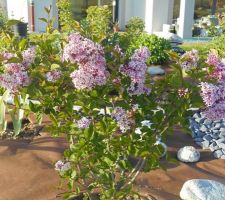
[{"x1": 211, "y1": 0, "x2": 218, "y2": 15}]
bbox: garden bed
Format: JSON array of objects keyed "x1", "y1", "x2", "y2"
[{"x1": 0, "y1": 127, "x2": 224, "y2": 200}]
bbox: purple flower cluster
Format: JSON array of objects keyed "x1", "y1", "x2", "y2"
[
  {"x1": 200, "y1": 52, "x2": 225, "y2": 120},
  {"x1": 200, "y1": 82, "x2": 225, "y2": 106},
  {"x1": 46, "y1": 70, "x2": 62, "y2": 82},
  {"x1": 22, "y1": 47, "x2": 36, "y2": 67},
  {"x1": 202, "y1": 101, "x2": 225, "y2": 120},
  {"x1": 206, "y1": 51, "x2": 225, "y2": 82},
  {"x1": 1, "y1": 51, "x2": 14, "y2": 60},
  {"x1": 206, "y1": 51, "x2": 220, "y2": 66},
  {"x1": 63, "y1": 33, "x2": 108, "y2": 90},
  {"x1": 76, "y1": 117, "x2": 91, "y2": 129},
  {"x1": 120, "y1": 47, "x2": 151, "y2": 96},
  {"x1": 179, "y1": 49, "x2": 199, "y2": 71},
  {"x1": 111, "y1": 107, "x2": 133, "y2": 133},
  {"x1": 0, "y1": 63, "x2": 29, "y2": 93}
]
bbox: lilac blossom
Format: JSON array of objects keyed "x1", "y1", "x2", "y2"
[
  {"x1": 46, "y1": 70, "x2": 62, "y2": 82},
  {"x1": 206, "y1": 51, "x2": 220, "y2": 66},
  {"x1": 131, "y1": 47, "x2": 150, "y2": 62},
  {"x1": 111, "y1": 107, "x2": 133, "y2": 133},
  {"x1": 55, "y1": 160, "x2": 71, "y2": 172},
  {"x1": 0, "y1": 63, "x2": 29, "y2": 93},
  {"x1": 209, "y1": 61, "x2": 225, "y2": 82},
  {"x1": 114, "y1": 44, "x2": 124, "y2": 56},
  {"x1": 63, "y1": 33, "x2": 109, "y2": 90},
  {"x1": 202, "y1": 101, "x2": 225, "y2": 120},
  {"x1": 22, "y1": 47, "x2": 36, "y2": 67},
  {"x1": 120, "y1": 47, "x2": 151, "y2": 96},
  {"x1": 179, "y1": 49, "x2": 199, "y2": 71},
  {"x1": 1, "y1": 51, "x2": 14, "y2": 60},
  {"x1": 63, "y1": 32, "x2": 105, "y2": 65},
  {"x1": 200, "y1": 82, "x2": 225, "y2": 106},
  {"x1": 76, "y1": 117, "x2": 91, "y2": 129},
  {"x1": 70, "y1": 63, "x2": 108, "y2": 90}
]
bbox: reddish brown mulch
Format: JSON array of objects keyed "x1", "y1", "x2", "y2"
[{"x1": 0, "y1": 129, "x2": 224, "y2": 200}]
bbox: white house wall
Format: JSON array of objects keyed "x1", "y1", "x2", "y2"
[
  {"x1": 33, "y1": 0, "x2": 58, "y2": 32},
  {"x1": 119, "y1": 0, "x2": 171, "y2": 33},
  {"x1": 0, "y1": 0, "x2": 7, "y2": 16},
  {"x1": 7, "y1": 0, "x2": 28, "y2": 22},
  {"x1": 178, "y1": 0, "x2": 195, "y2": 38},
  {"x1": 5, "y1": 0, "x2": 58, "y2": 32}
]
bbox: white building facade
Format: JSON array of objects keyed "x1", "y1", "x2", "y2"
[
  {"x1": 0, "y1": 0, "x2": 195, "y2": 38},
  {"x1": 118, "y1": 0, "x2": 195, "y2": 38}
]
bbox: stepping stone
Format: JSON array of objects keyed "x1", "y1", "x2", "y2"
[
  {"x1": 177, "y1": 146, "x2": 200, "y2": 163},
  {"x1": 180, "y1": 179, "x2": 225, "y2": 200},
  {"x1": 147, "y1": 66, "x2": 165, "y2": 76}
]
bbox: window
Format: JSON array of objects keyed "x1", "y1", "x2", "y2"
[
  {"x1": 173, "y1": 0, "x2": 225, "y2": 21},
  {"x1": 71, "y1": 0, "x2": 114, "y2": 21}
]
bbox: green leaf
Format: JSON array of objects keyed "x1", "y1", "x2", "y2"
[
  {"x1": 51, "y1": 63, "x2": 60, "y2": 70},
  {"x1": 19, "y1": 39, "x2": 28, "y2": 50},
  {"x1": 6, "y1": 19, "x2": 21, "y2": 27},
  {"x1": 39, "y1": 18, "x2": 48, "y2": 23}
]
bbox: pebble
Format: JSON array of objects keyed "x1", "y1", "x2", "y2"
[
  {"x1": 219, "y1": 127, "x2": 225, "y2": 132},
  {"x1": 177, "y1": 146, "x2": 200, "y2": 163},
  {"x1": 203, "y1": 119, "x2": 212, "y2": 126},
  {"x1": 209, "y1": 142, "x2": 220, "y2": 152},
  {"x1": 213, "y1": 150, "x2": 223, "y2": 159},
  {"x1": 202, "y1": 140, "x2": 210, "y2": 149},
  {"x1": 214, "y1": 123, "x2": 221, "y2": 129},
  {"x1": 218, "y1": 142, "x2": 225, "y2": 149},
  {"x1": 200, "y1": 125, "x2": 207, "y2": 132}
]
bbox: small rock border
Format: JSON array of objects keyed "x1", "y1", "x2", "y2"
[{"x1": 189, "y1": 111, "x2": 225, "y2": 159}]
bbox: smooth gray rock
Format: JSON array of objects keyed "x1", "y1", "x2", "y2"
[
  {"x1": 202, "y1": 140, "x2": 210, "y2": 149},
  {"x1": 193, "y1": 113, "x2": 201, "y2": 119},
  {"x1": 209, "y1": 142, "x2": 220, "y2": 152},
  {"x1": 219, "y1": 128, "x2": 225, "y2": 132},
  {"x1": 203, "y1": 135, "x2": 213, "y2": 142},
  {"x1": 177, "y1": 146, "x2": 200, "y2": 163},
  {"x1": 213, "y1": 150, "x2": 223, "y2": 158},
  {"x1": 147, "y1": 66, "x2": 165, "y2": 76},
  {"x1": 203, "y1": 119, "x2": 212, "y2": 126},
  {"x1": 218, "y1": 142, "x2": 225, "y2": 149},
  {"x1": 180, "y1": 179, "x2": 225, "y2": 200},
  {"x1": 215, "y1": 123, "x2": 221, "y2": 129},
  {"x1": 211, "y1": 134, "x2": 219, "y2": 140},
  {"x1": 216, "y1": 138, "x2": 225, "y2": 145},
  {"x1": 195, "y1": 117, "x2": 204, "y2": 123},
  {"x1": 200, "y1": 125, "x2": 207, "y2": 132},
  {"x1": 220, "y1": 131, "x2": 225, "y2": 137},
  {"x1": 212, "y1": 130, "x2": 219, "y2": 134}
]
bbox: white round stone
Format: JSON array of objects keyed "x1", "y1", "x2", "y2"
[
  {"x1": 177, "y1": 146, "x2": 200, "y2": 162},
  {"x1": 147, "y1": 66, "x2": 165, "y2": 76},
  {"x1": 180, "y1": 179, "x2": 225, "y2": 200}
]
